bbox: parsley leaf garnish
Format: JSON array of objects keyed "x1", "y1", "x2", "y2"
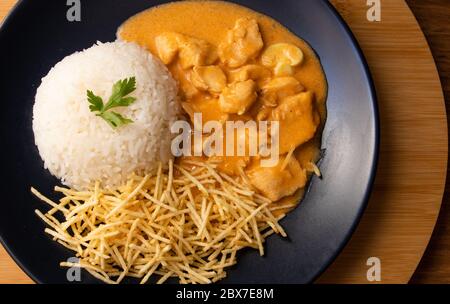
[
  {"x1": 87, "y1": 77, "x2": 137, "y2": 129},
  {"x1": 100, "y1": 111, "x2": 134, "y2": 129}
]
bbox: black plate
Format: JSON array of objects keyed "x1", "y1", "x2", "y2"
[{"x1": 0, "y1": 0, "x2": 379, "y2": 284}]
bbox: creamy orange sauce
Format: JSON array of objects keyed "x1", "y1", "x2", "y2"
[{"x1": 118, "y1": 0, "x2": 327, "y2": 213}]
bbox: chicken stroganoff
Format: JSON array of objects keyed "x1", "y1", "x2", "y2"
[{"x1": 118, "y1": 0, "x2": 327, "y2": 208}]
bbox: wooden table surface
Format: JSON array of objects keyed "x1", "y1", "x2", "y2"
[
  {"x1": 405, "y1": 0, "x2": 450, "y2": 284},
  {"x1": 318, "y1": 0, "x2": 447, "y2": 283},
  {"x1": 0, "y1": 0, "x2": 449, "y2": 284}
]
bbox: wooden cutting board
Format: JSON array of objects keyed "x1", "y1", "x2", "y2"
[
  {"x1": 319, "y1": 0, "x2": 447, "y2": 283},
  {"x1": 0, "y1": 0, "x2": 447, "y2": 284}
]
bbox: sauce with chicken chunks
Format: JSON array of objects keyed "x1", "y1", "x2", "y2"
[{"x1": 118, "y1": 0, "x2": 327, "y2": 214}]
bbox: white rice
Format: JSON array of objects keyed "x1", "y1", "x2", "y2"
[{"x1": 33, "y1": 41, "x2": 179, "y2": 190}]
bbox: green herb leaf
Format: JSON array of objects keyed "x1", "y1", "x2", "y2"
[
  {"x1": 103, "y1": 77, "x2": 137, "y2": 112},
  {"x1": 87, "y1": 90, "x2": 104, "y2": 112},
  {"x1": 87, "y1": 77, "x2": 137, "y2": 129},
  {"x1": 98, "y1": 111, "x2": 134, "y2": 128},
  {"x1": 114, "y1": 96, "x2": 137, "y2": 107}
]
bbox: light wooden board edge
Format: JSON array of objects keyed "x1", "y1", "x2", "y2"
[{"x1": 319, "y1": 0, "x2": 447, "y2": 283}]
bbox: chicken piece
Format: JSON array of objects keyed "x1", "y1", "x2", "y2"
[
  {"x1": 256, "y1": 106, "x2": 272, "y2": 121},
  {"x1": 155, "y1": 32, "x2": 180, "y2": 65},
  {"x1": 228, "y1": 64, "x2": 272, "y2": 84},
  {"x1": 212, "y1": 126, "x2": 253, "y2": 176},
  {"x1": 178, "y1": 37, "x2": 218, "y2": 69},
  {"x1": 219, "y1": 80, "x2": 258, "y2": 115},
  {"x1": 261, "y1": 43, "x2": 304, "y2": 76},
  {"x1": 246, "y1": 155, "x2": 307, "y2": 202},
  {"x1": 155, "y1": 32, "x2": 218, "y2": 69},
  {"x1": 189, "y1": 65, "x2": 227, "y2": 94},
  {"x1": 260, "y1": 77, "x2": 304, "y2": 107},
  {"x1": 269, "y1": 91, "x2": 320, "y2": 154},
  {"x1": 219, "y1": 18, "x2": 264, "y2": 68},
  {"x1": 170, "y1": 62, "x2": 200, "y2": 99},
  {"x1": 180, "y1": 80, "x2": 200, "y2": 100},
  {"x1": 182, "y1": 98, "x2": 229, "y2": 129},
  {"x1": 216, "y1": 156, "x2": 250, "y2": 176}
]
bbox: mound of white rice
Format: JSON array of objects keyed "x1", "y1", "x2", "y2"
[{"x1": 33, "y1": 41, "x2": 179, "y2": 190}]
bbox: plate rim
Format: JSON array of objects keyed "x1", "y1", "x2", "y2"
[{"x1": 307, "y1": 0, "x2": 380, "y2": 283}]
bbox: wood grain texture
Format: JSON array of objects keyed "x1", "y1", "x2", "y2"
[
  {"x1": 0, "y1": 0, "x2": 447, "y2": 284},
  {"x1": 318, "y1": 0, "x2": 447, "y2": 284},
  {"x1": 0, "y1": 246, "x2": 31, "y2": 284},
  {"x1": 405, "y1": 0, "x2": 450, "y2": 284}
]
